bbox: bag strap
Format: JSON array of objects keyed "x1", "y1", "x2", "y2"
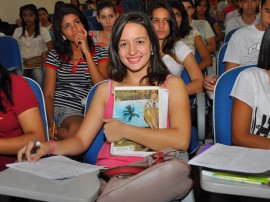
[
  {"x1": 151, "y1": 152, "x2": 165, "y2": 163},
  {"x1": 100, "y1": 166, "x2": 146, "y2": 181},
  {"x1": 101, "y1": 148, "x2": 182, "y2": 181}
]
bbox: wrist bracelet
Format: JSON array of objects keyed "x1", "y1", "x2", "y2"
[{"x1": 48, "y1": 140, "x2": 56, "y2": 156}]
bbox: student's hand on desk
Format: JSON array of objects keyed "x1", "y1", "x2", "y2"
[
  {"x1": 103, "y1": 118, "x2": 125, "y2": 143},
  {"x1": 17, "y1": 141, "x2": 50, "y2": 163},
  {"x1": 203, "y1": 75, "x2": 217, "y2": 91}
]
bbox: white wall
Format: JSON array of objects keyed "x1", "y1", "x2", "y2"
[{"x1": 0, "y1": 0, "x2": 70, "y2": 24}]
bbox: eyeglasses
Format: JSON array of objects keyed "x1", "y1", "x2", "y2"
[{"x1": 185, "y1": 6, "x2": 193, "y2": 10}]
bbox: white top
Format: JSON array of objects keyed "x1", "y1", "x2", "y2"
[
  {"x1": 162, "y1": 40, "x2": 193, "y2": 76},
  {"x1": 225, "y1": 14, "x2": 261, "y2": 35},
  {"x1": 40, "y1": 23, "x2": 52, "y2": 31},
  {"x1": 191, "y1": 20, "x2": 215, "y2": 44},
  {"x1": 223, "y1": 25, "x2": 264, "y2": 65},
  {"x1": 224, "y1": 9, "x2": 239, "y2": 27},
  {"x1": 230, "y1": 67, "x2": 270, "y2": 138},
  {"x1": 13, "y1": 27, "x2": 51, "y2": 59},
  {"x1": 181, "y1": 28, "x2": 201, "y2": 51}
]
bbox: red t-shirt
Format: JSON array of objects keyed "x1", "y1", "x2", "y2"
[{"x1": 0, "y1": 74, "x2": 38, "y2": 171}]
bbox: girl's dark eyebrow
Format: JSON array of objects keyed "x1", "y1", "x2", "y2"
[
  {"x1": 119, "y1": 37, "x2": 147, "y2": 41},
  {"x1": 152, "y1": 17, "x2": 170, "y2": 20}
]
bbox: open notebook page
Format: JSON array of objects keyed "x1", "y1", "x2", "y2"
[{"x1": 7, "y1": 155, "x2": 105, "y2": 180}]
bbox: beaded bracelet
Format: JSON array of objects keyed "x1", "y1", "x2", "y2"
[{"x1": 48, "y1": 140, "x2": 56, "y2": 156}]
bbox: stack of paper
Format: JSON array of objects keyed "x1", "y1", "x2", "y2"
[
  {"x1": 189, "y1": 143, "x2": 270, "y2": 174},
  {"x1": 7, "y1": 156, "x2": 105, "y2": 180}
]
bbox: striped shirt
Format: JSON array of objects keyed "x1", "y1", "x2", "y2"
[{"x1": 45, "y1": 46, "x2": 109, "y2": 111}]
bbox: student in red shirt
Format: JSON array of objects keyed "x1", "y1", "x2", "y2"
[{"x1": 0, "y1": 65, "x2": 45, "y2": 171}]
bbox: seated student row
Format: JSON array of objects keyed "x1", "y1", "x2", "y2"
[
  {"x1": 15, "y1": 10, "x2": 270, "y2": 202},
  {"x1": 18, "y1": 8, "x2": 192, "y2": 179},
  {"x1": 224, "y1": 0, "x2": 260, "y2": 36},
  {"x1": 1, "y1": 0, "x2": 205, "y2": 163},
  {"x1": 2, "y1": 1, "x2": 203, "y2": 150},
  {"x1": 46, "y1": 1, "x2": 204, "y2": 141},
  {"x1": 203, "y1": 0, "x2": 270, "y2": 91},
  {"x1": 13, "y1": 0, "x2": 198, "y2": 157}
]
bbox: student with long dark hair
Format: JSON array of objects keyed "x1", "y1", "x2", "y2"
[
  {"x1": 148, "y1": 1, "x2": 203, "y2": 95},
  {"x1": 180, "y1": 0, "x2": 216, "y2": 53},
  {"x1": 44, "y1": 4, "x2": 109, "y2": 140},
  {"x1": 13, "y1": 4, "x2": 53, "y2": 87},
  {"x1": 71, "y1": 0, "x2": 83, "y2": 10},
  {"x1": 18, "y1": 11, "x2": 191, "y2": 170},
  {"x1": 0, "y1": 64, "x2": 45, "y2": 171},
  {"x1": 168, "y1": 0, "x2": 212, "y2": 71},
  {"x1": 193, "y1": 0, "x2": 224, "y2": 43},
  {"x1": 89, "y1": 0, "x2": 118, "y2": 49},
  {"x1": 38, "y1": 7, "x2": 53, "y2": 32}
]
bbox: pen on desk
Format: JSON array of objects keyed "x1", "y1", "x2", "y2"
[
  {"x1": 202, "y1": 170, "x2": 270, "y2": 186},
  {"x1": 31, "y1": 138, "x2": 40, "y2": 154}
]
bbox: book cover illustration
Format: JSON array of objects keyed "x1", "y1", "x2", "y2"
[{"x1": 111, "y1": 87, "x2": 167, "y2": 156}]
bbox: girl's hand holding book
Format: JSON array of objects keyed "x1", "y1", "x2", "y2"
[{"x1": 103, "y1": 118, "x2": 126, "y2": 143}]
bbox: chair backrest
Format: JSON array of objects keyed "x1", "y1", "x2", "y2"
[
  {"x1": 181, "y1": 69, "x2": 196, "y2": 102},
  {"x1": 213, "y1": 65, "x2": 255, "y2": 145},
  {"x1": 121, "y1": 0, "x2": 136, "y2": 10},
  {"x1": 83, "y1": 80, "x2": 107, "y2": 164},
  {"x1": 24, "y1": 77, "x2": 49, "y2": 141},
  {"x1": 0, "y1": 36, "x2": 23, "y2": 75},
  {"x1": 180, "y1": 69, "x2": 205, "y2": 154},
  {"x1": 49, "y1": 31, "x2": 55, "y2": 43},
  {"x1": 83, "y1": 9, "x2": 95, "y2": 17},
  {"x1": 87, "y1": 16, "x2": 103, "y2": 31},
  {"x1": 224, "y1": 28, "x2": 238, "y2": 43},
  {"x1": 81, "y1": 3, "x2": 88, "y2": 10},
  {"x1": 217, "y1": 42, "x2": 228, "y2": 77}
]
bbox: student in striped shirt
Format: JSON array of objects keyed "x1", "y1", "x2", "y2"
[{"x1": 44, "y1": 4, "x2": 109, "y2": 140}]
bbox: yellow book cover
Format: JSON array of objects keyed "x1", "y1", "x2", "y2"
[{"x1": 110, "y1": 86, "x2": 168, "y2": 156}]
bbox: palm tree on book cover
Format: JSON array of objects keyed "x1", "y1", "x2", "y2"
[{"x1": 122, "y1": 105, "x2": 139, "y2": 123}]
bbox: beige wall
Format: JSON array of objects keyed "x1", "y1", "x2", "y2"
[{"x1": 0, "y1": 0, "x2": 71, "y2": 24}]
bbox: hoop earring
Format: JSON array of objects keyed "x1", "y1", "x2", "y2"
[{"x1": 151, "y1": 48, "x2": 153, "y2": 55}]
